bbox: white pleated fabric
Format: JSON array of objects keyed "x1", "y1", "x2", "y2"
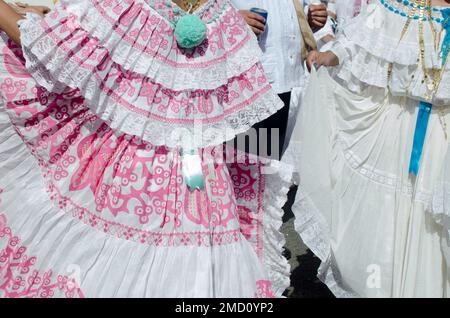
[
  {"x1": 286, "y1": 68, "x2": 450, "y2": 298},
  {"x1": 284, "y1": 0, "x2": 450, "y2": 298}
]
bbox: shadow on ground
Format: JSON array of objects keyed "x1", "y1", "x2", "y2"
[{"x1": 281, "y1": 186, "x2": 335, "y2": 298}]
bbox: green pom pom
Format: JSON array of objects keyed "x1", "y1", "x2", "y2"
[{"x1": 174, "y1": 14, "x2": 207, "y2": 49}]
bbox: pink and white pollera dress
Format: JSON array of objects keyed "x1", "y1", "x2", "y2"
[{"x1": 0, "y1": 0, "x2": 292, "y2": 298}]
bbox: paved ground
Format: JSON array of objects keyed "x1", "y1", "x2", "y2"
[{"x1": 280, "y1": 186, "x2": 334, "y2": 298}]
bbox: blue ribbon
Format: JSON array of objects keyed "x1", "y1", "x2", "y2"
[
  {"x1": 409, "y1": 101, "x2": 432, "y2": 176},
  {"x1": 408, "y1": 10, "x2": 450, "y2": 176},
  {"x1": 440, "y1": 8, "x2": 450, "y2": 65}
]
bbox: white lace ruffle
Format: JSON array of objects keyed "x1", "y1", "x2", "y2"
[
  {"x1": 47, "y1": 0, "x2": 262, "y2": 91},
  {"x1": 285, "y1": 68, "x2": 450, "y2": 297},
  {"x1": 262, "y1": 161, "x2": 293, "y2": 296},
  {"x1": 22, "y1": 44, "x2": 282, "y2": 148},
  {"x1": 342, "y1": 2, "x2": 445, "y2": 67},
  {"x1": 330, "y1": 1, "x2": 450, "y2": 105},
  {"x1": 18, "y1": 1, "x2": 283, "y2": 148},
  {"x1": 293, "y1": 185, "x2": 358, "y2": 298}
]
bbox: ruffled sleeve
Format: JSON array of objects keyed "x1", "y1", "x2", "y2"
[
  {"x1": 18, "y1": 0, "x2": 283, "y2": 148},
  {"x1": 328, "y1": 0, "x2": 450, "y2": 106}
]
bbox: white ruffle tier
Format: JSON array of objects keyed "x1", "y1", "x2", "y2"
[
  {"x1": 0, "y1": 33, "x2": 291, "y2": 298},
  {"x1": 286, "y1": 68, "x2": 450, "y2": 297},
  {"x1": 18, "y1": 0, "x2": 283, "y2": 148},
  {"x1": 329, "y1": 0, "x2": 450, "y2": 106}
]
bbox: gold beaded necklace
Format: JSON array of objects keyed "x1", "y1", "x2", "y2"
[
  {"x1": 417, "y1": 0, "x2": 449, "y2": 137},
  {"x1": 173, "y1": 0, "x2": 204, "y2": 12},
  {"x1": 394, "y1": 0, "x2": 449, "y2": 137},
  {"x1": 398, "y1": 0, "x2": 447, "y2": 100}
]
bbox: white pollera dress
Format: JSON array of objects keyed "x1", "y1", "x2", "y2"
[{"x1": 287, "y1": 0, "x2": 450, "y2": 297}]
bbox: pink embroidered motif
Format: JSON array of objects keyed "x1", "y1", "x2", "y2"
[
  {"x1": 29, "y1": 21, "x2": 270, "y2": 124},
  {"x1": 184, "y1": 160, "x2": 236, "y2": 229},
  {"x1": 57, "y1": 0, "x2": 249, "y2": 67},
  {"x1": 0, "y1": 193, "x2": 84, "y2": 298},
  {"x1": 254, "y1": 280, "x2": 275, "y2": 298},
  {"x1": 0, "y1": 25, "x2": 269, "y2": 251},
  {"x1": 236, "y1": 206, "x2": 255, "y2": 240},
  {"x1": 228, "y1": 157, "x2": 265, "y2": 259}
]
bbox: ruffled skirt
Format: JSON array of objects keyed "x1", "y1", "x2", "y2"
[
  {"x1": 287, "y1": 68, "x2": 450, "y2": 297},
  {"x1": 0, "y1": 35, "x2": 291, "y2": 298}
]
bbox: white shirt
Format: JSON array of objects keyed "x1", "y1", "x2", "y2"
[{"x1": 231, "y1": 0, "x2": 305, "y2": 94}]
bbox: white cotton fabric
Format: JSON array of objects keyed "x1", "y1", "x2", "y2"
[
  {"x1": 329, "y1": 1, "x2": 450, "y2": 106},
  {"x1": 286, "y1": 67, "x2": 450, "y2": 297}
]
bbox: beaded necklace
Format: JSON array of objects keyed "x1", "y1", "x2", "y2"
[
  {"x1": 392, "y1": 0, "x2": 450, "y2": 175},
  {"x1": 392, "y1": 0, "x2": 450, "y2": 97},
  {"x1": 149, "y1": 0, "x2": 225, "y2": 27},
  {"x1": 380, "y1": 0, "x2": 446, "y2": 22}
]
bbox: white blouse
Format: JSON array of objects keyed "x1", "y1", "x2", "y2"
[{"x1": 231, "y1": 0, "x2": 306, "y2": 94}]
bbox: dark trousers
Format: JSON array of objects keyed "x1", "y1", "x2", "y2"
[
  {"x1": 233, "y1": 92, "x2": 290, "y2": 160},
  {"x1": 252, "y1": 92, "x2": 291, "y2": 160}
]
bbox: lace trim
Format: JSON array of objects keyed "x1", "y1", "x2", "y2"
[
  {"x1": 338, "y1": 138, "x2": 433, "y2": 205},
  {"x1": 431, "y1": 181, "x2": 450, "y2": 229},
  {"x1": 19, "y1": 5, "x2": 282, "y2": 148},
  {"x1": 293, "y1": 185, "x2": 357, "y2": 298},
  {"x1": 340, "y1": 2, "x2": 447, "y2": 67},
  {"x1": 261, "y1": 160, "x2": 293, "y2": 296},
  {"x1": 332, "y1": 44, "x2": 450, "y2": 105},
  {"x1": 23, "y1": 41, "x2": 282, "y2": 147},
  {"x1": 30, "y1": 62, "x2": 281, "y2": 149},
  {"x1": 330, "y1": 1, "x2": 450, "y2": 104},
  {"x1": 28, "y1": 0, "x2": 263, "y2": 91}
]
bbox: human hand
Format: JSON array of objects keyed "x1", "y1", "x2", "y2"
[
  {"x1": 306, "y1": 50, "x2": 339, "y2": 72},
  {"x1": 10, "y1": 2, "x2": 50, "y2": 17},
  {"x1": 308, "y1": 4, "x2": 327, "y2": 32},
  {"x1": 238, "y1": 10, "x2": 266, "y2": 35}
]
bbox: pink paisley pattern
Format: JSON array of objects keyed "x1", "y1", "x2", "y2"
[
  {"x1": 0, "y1": 191, "x2": 84, "y2": 298},
  {"x1": 0, "y1": 37, "x2": 267, "y2": 251}
]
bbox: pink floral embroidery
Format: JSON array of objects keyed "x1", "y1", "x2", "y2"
[
  {"x1": 0, "y1": 16, "x2": 268, "y2": 251},
  {"x1": 237, "y1": 206, "x2": 255, "y2": 240},
  {"x1": 254, "y1": 280, "x2": 275, "y2": 298},
  {"x1": 0, "y1": 212, "x2": 84, "y2": 298}
]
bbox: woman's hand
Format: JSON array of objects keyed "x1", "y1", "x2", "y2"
[
  {"x1": 306, "y1": 50, "x2": 339, "y2": 72},
  {"x1": 10, "y1": 2, "x2": 51, "y2": 17},
  {"x1": 0, "y1": 0, "x2": 25, "y2": 45}
]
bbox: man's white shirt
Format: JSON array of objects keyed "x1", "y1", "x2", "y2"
[{"x1": 231, "y1": 0, "x2": 306, "y2": 94}]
